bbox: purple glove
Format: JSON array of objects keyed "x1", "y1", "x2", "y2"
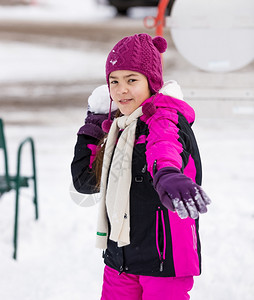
[
  {"x1": 78, "y1": 111, "x2": 108, "y2": 140},
  {"x1": 153, "y1": 167, "x2": 211, "y2": 219}
]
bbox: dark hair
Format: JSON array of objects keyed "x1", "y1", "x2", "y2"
[{"x1": 94, "y1": 109, "x2": 122, "y2": 188}]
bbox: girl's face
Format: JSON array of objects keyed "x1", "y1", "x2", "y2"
[{"x1": 109, "y1": 70, "x2": 151, "y2": 116}]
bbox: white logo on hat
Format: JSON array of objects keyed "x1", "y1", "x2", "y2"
[{"x1": 110, "y1": 59, "x2": 117, "y2": 65}]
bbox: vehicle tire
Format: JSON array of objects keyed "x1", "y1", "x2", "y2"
[
  {"x1": 166, "y1": 0, "x2": 176, "y2": 16},
  {"x1": 116, "y1": 7, "x2": 128, "y2": 15}
]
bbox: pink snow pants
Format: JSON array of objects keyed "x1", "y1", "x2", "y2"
[{"x1": 101, "y1": 266, "x2": 194, "y2": 300}]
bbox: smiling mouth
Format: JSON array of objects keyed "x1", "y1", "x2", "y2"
[{"x1": 119, "y1": 99, "x2": 132, "y2": 103}]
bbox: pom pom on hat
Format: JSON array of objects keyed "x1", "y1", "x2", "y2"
[
  {"x1": 152, "y1": 36, "x2": 167, "y2": 53},
  {"x1": 142, "y1": 102, "x2": 157, "y2": 119},
  {"x1": 102, "y1": 119, "x2": 113, "y2": 133}
]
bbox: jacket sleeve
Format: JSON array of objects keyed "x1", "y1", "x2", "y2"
[
  {"x1": 177, "y1": 113, "x2": 202, "y2": 185},
  {"x1": 143, "y1": 107, "x2": 184, "y2": 177},
  {"x1": 143, "y1": 107, "x2": 202, "y2": 185},
  {"x1": 71, "y1": 132, "x2": 100, "y2": 194}
]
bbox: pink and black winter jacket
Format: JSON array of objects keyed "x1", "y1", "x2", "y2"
[{"x1": 71, "y1": 93, "x2": 203, "y2": 278}]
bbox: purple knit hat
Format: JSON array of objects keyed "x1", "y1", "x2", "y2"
[{"x1": 106, "y1": 33, "x2": 167, "y2": 94}]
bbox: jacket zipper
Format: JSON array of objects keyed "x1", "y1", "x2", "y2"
[
  {"x1": 118, "y1": 265, "x2": 124, "y2": 275},
  {"x1": 118, "y1": 247, "x2": 125, "y2": 275},
  {"x1": 156, "y1": 207, "x2": 166, "y2": 272},
  {"x1": 119, "y1": 165, "x2": 147, "y2": 276}
]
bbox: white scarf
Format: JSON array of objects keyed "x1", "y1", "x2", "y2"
[{"x1": 96, "y1": 106, "x2": 143, "y2": 249}]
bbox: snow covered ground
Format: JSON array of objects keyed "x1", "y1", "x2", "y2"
[
  {"x1": 1, "y1": 105, "x2": 254, "y2": 300},
  {"x1": 0, "y1": 0, "x2": 254, "y2": 299}
]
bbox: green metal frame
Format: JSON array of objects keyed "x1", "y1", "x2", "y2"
[
  {"x1": 0, "y1": 119, "x2": 38, "y2": 260},
  {"x1": 0, "y1": 119, "x2": 11, "y2": 195}
]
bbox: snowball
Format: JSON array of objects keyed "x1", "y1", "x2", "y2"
[{"x1": 88, "y1": 85, "x2": 117, "y2": 114}]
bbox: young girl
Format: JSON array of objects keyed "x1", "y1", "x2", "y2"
[{"x1": 71, "y1": 33, "x2": 211, "y2": 300}]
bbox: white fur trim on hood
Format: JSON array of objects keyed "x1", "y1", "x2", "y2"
[{"x1": 159, "y1": 80, "x2": 184, "y2": 100}]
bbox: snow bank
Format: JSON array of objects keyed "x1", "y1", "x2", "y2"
[{"x1": 0, "y1": 41, "x2": 106, "y2": 83}]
